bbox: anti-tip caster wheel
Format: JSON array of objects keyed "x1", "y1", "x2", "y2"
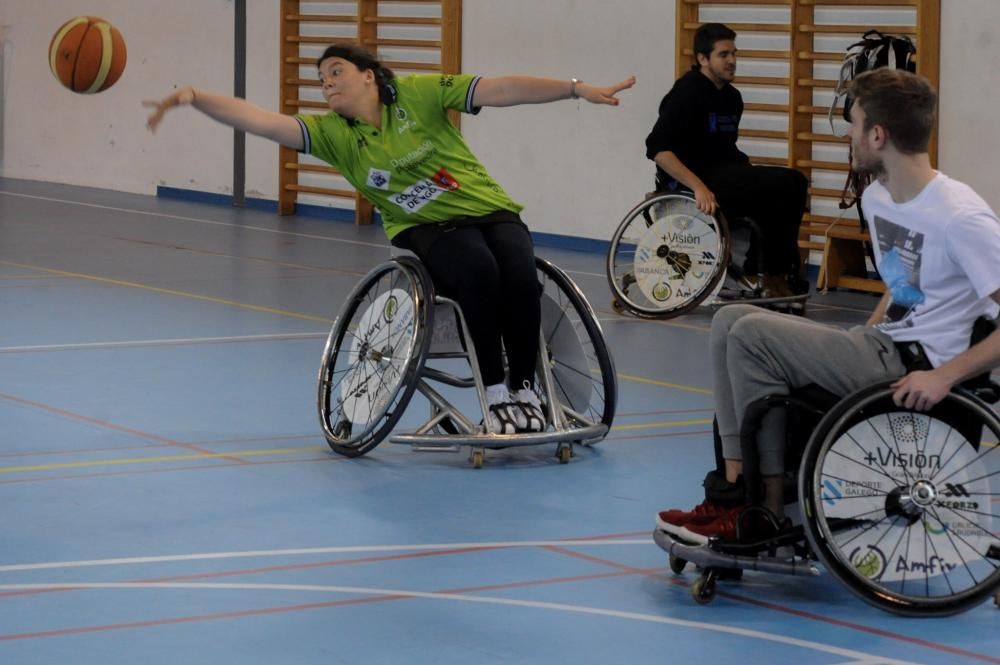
[
  {"x1": 669, "y1": 554, "x2": 687, "y2": 574},
  {"x1": 470, "y1": 449, "x2": 484, "y2": 469},
  {"x1": 691, "y1": 574, "x2": 716, "y2": 605},
  {"x1": 611, "y1": 298, "x2": 625, "y2": 314},
  {"x1": 557, "y1": 445, "x2": 572, "y2": 464}
]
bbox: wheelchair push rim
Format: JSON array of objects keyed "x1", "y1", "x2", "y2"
[
  {"x1": 799, "y1": 383, "x2": 1000, "y2": 616},
  {"x1": 607, "y1": 194, "x2": 730, "y2": 319},
  {"x1": 536, "y1": 257, "x2": 617, "y2": 438},
  {"x1": 317, "y1": 257, "x2": 433, "y2": 457}
]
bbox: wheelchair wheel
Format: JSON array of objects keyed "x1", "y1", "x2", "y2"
[
  {"x1": 607, "y1": 194, "x2": 730, "y2": 319},
  {"x1": 799, "y1": 383, "x2": 1000, "y2": 616},
  {"x1": 536, "y1": 257, "x2": 617, "y2": 437},
  {"x1": 317, "y1": 257, "x2": 434, "y2": 457}
]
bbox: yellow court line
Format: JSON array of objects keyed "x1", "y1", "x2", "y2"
[
  {"x1": 0, "y1": 260, "x2": 333, "y2": 324},
  {"x1": 0, "y1": 447, "x2": 328, "y2": 474},
  {"x1": 612, "y1": 419, "x2": 712, "y2": 431},
  {"x1": 615, "y1": 372, "x2": 712, "y2": 395}
]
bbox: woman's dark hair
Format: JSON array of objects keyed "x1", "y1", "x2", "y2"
[
  {"x1": 317, "y1": 43, "x2": 397, "y2": 104},
  {"x1": 692, "y1": 23, "x2": 737, "y2": 69}
]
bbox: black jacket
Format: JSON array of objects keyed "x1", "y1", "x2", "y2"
[{"x1": 645, "y1": 69, "x2": 749, "y2": 189}]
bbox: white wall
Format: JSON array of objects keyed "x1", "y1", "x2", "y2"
[
  {"x1": 0, "y1": 0, "x2": 997, "y2": 241},
  {"x1": 938, "y1": 0, "x2": 999, "y2": 206}
]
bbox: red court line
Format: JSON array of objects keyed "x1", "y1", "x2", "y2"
[
  {"x1": 6, "y1": 534, "x2": 993, "y2": 662},
  {"x1": 0, "y1": 566, "x2": 656, "y2": 643},
  {"x1": 0, "y1": 434, "x2": 318, "y2": 460},
  {"x1": 548, "y1": 546, "x2": 1000, "y2": 665},
  {"x1": 0, "y1": 530, "x2": 649, "y2": 600},
  {"x1": 0, "y1": 392, "x2": 247, "y2": 464},
  {"x1": 0, "y1": 454, "x2": 341, "y2": 486}
]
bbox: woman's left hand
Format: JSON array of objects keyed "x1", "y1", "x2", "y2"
[{"x1": 578, "y1": 76, "x2": 637, "y2": 106}]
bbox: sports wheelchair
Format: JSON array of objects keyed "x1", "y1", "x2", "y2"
[
  {"x1": 607, "y1": 192, "x2": 808, "y2": 319},
  {"x1": 317, "y1": 255, "x2": 617, "y2": 467},
  {"x1": 654, "y1": 365, "x2": 1000, "y2": 616}
]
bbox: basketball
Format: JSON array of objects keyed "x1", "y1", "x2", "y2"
[{"x1": 49, "y1": 16, "x2": 127, "y2": 93}]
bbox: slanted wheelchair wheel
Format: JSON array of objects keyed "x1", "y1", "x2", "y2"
[
  {"x1": 317, "y1": 257, "x2": 434, "y2": 457},
  {"x1": 607, "y1": 194, "x2": 730, "y2": 319},
  {"x1": 536, "y1": 257, "x2": 617, "y2": 438},
  {"x1": 799, "y1": 382, "x2": 1000, "y2": 616}
]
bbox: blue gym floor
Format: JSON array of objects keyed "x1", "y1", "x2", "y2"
[{"x1": 1, "y1": 177, "x2": 997, "y2": 664}]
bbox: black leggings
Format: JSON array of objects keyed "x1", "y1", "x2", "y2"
[
  {"x1": 391, "y1": 215, "x2": 540, "y2": 388},
  {"x1": 704, "y1": 163, "x2": 807, "y2": 276}
]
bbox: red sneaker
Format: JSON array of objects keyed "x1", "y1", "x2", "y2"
[
  {"x1": 677, "y1": 511, "x2": 740, "y2": 544},
  {"x1": 656, "y1": 500, "x2": 734, "y2": 529}
]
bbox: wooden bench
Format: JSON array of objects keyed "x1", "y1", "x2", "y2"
[{"x1": 815, "y1": 225, "x2": 885, "y2": 294}]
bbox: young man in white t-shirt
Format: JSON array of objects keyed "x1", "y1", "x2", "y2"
[{"x1": 656, "y1": 69, "x2": 1000, "y2": 542}]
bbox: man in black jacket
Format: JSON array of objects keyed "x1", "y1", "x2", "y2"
[{"x1": 646, "y1": 23, "x2": 807, "y2": 297}]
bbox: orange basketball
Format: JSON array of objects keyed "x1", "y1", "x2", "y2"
[{"x1": 49, "y1": 16, "x2": 126, "y2": 93}]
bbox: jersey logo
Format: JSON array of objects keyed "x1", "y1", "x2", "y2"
[
  {"x1": 431, "y1": 167, "x2": 460, "y2": 191},
  {"x1": 388, "y1": 167, "x2": 461, "y2": 214},
  {"x1": 394, "y1": 106, "x2": 417, "y2": 134},
  {"x1": 367, "y1": 168, "x2": 392, "y2": 191}
]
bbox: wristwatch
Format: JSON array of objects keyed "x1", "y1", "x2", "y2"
[{"x1": 570, "y1": 78, "x2": 581, "y2": 99}]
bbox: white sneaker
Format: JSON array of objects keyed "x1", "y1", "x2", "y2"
[
  {"x1": 512, "y1": 381, "x2": 546, "y2": 433},
  {"x1": 485, "y1": 384, "x2": 520, "y2": 434}
]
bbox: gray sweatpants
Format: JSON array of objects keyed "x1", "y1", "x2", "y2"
[{"x1": 711, "y1": 304, "x2": 908, "y2": 475}]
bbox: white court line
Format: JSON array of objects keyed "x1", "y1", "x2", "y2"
[
  {"x1": 0, "y1": 190, "x2": 390, "y2": 249},
  {"x1": 0, "y1": 332, "x2": 329, "y2": 354},
  {"x1": 0, "y1": 540, "x2": 650, "y2": 572},
  {"x1": 0, "y1": 581, "x2": 922, "y2": 664},
  {"x1": 0, "y1": 190, "x2": 606, "y2": 282}
]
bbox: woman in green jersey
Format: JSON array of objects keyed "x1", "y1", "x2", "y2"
[{"x1": 146, "y1": 43, "x2": 634, "y2": 434}]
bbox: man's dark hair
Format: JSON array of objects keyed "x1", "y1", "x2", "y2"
[
  {"x1": 849, "y1": 68, "x2": 937, "y2": 154},
  {"x1": 692, "y1": 23, "x2": 737, "y2": 69}
]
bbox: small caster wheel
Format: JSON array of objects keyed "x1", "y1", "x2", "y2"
[
  {"x1": 669, "y1": 554, "x2": 687, "y2": 574},
  {"x1": 557, "y1": 445, "x2": 572, "y2": 464},
  {"x1": 612, "y1": 298, "x2": 624, "y2": 313},
  {"x1": 691, "y1": 575, "x2": 716, "y2": 605},
  {"x1": 470, "y1": 449, "x2": 484, "y2": 469}
]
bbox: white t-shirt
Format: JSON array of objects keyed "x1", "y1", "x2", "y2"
[{"x1": 862, "y1": 172, "x2": 1000, "y2": 367}]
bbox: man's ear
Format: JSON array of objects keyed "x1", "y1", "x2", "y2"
[{"x1": 871, "y1": 124, "x2": 888, "y2": 149}]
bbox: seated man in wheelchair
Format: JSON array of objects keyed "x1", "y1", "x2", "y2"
[
  {"x1": 656, "y1": 68, "x2": 1000, "y2": 544},
  {"x1": 645, "y1": 22, "x2": 808, "y2": 301},
  {"x1": 145, "y1": 43, "x2": 634, "y2": 435}
]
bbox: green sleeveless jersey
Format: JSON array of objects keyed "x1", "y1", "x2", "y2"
[{"x1": 296, "y1": 74, "x2": 523, "y2": 239}]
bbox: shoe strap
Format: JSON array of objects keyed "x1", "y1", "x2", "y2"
[{"x1": 488, "y1": 403, "x2": 520, "y2": 431}]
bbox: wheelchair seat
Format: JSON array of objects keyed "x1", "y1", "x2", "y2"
[
  {"x1": 607, "y1": 191, "x2": 808, "y2": 320},
  {"x1": 316, "y1": 254, "x2": 617, "y2": 467}
]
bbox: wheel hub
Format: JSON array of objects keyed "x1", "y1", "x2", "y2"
[{"x1": 909, "y1": 479, "x2": 937, "y2": 507}]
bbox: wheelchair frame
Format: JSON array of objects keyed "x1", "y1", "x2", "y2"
[
  {"x1": 607, "y1": 193, "x2": 808, "y2": 319},
  {"x1": 655, "y1": 379, "x2": 1000, "y2": 616},
  {"x1": 317, "y1": 255, "x2": 617, "y2": 467}
]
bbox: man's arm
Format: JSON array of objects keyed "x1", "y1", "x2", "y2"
[
  {"x1": 652, "y1": 150, "x2": 717, "y2": 215},
  {"x1": 145, "y1": 86, "x2": 304, "y2": 150},
  {"x1": 471, "y1": 76, "x2": 635, "y2": 108},
  {"x1": 892, "y1": 288, "x2": 1000, "y2": 410}
]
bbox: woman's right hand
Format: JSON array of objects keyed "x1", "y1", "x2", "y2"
[
  {"x1": 143, "y1": 86, "x2": 196, "y2": 132},
  {"x1": 692, "y1": 184, "x2": 719, "y2": 215}
]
